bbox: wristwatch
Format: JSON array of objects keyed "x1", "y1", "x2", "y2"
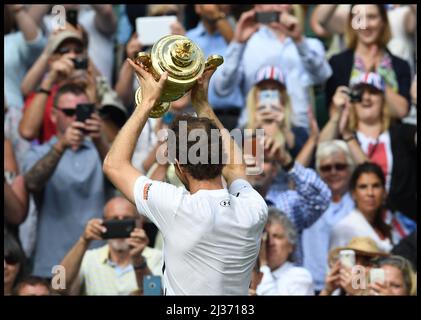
[{"x1": 36, "y1": 87, "x2": 51, "y2": 95}]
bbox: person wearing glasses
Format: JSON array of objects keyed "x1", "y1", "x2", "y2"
[
  {"x1": 19, "y1": 29, "x2": 99, "y2": 144},
  {"x1": 368, "y1": 255, "x2": 417, "y2": 296},
  {"x1": 21, "y1": 82, "x2": 111, "y2": 280},
  {"x1": 301, "y1": 140, "x2": 356, "y2": 294}
]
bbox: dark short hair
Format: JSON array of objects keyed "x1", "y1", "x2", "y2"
[
  {"x1": 169, "y1": 114, "x2": 225, "y2": 180},
  {"x1": 53, "y1": 82, "x2": 87, "y2": 109},
  {"x1": 13, "y1": 276, "x2": 51, "y2": 296},
  {"x1": 350, "y1": 162, "x2": 385, "y2": 191}
]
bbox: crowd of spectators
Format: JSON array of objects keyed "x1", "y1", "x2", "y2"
[{"x1": 4, "y1": 4, "x2": 417, "y2": 296}]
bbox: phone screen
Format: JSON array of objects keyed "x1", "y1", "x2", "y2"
[
  {"x1": 102, "y1": 219, "x2": 136, "y2": 239},
  {"x1": 76, "y1": 103, "x2": 95, "y2": 123},
  {"x1": 255, "y1": 11, "x2": 280, "y2": 24},
  {"x1": 66, "y1": 9, "x2": 78, "y2": 27},
  {"x1": 143, "y1": 275, "x2": 162, "y2": 296}
]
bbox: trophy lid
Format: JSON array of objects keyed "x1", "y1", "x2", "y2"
[{"x1": 151, "y1": 35, "x2": 205, "y2": 82}]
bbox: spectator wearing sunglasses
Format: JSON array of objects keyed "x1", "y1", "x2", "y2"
[
  {"x1": 21, "y1": 83, "x2": 111, "y2": 279},
  {"x1": 4, "y1": 228, "x2": 27, "y2": 296},
  {"x1": 301, "y1": 140, "x2": 356, "y2": 293},
  {"x1": 19, "y1": 30, "x2": 99, "y2": 144},
  {"x1": 368, "y1": 255, "x2": 417, "y2": 296}
]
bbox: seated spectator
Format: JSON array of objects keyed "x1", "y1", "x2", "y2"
[
  {"x1": 302, "y1": 140, "x2": 355, "y2": 293},
  {"x1": 245, "y1": 65, "x2": 307, "y2": 158},
  {"x1": 330, "y1": 162, "x2": 416, "y2": 253},
  {"x1": 246, "y1": 135, "x2": 331, "y2": 265},
  {"x1": 321, "y1": 236, "x2": 387, "y2": 296},
  {"x1": 214, "y1": 4, "x2": 332, "y2": 136},
  {"x1": 4, "y1": 228, "x2": 27, "y2": 296},
  {"x1": 320, "y1": 72, "x2": 417, "y2": 221},
  {"x1": 368, "y1": 255, "x2": 417, "y2": 296},
  {"x1": 22, "y1": 83, "x2": 111, "y2": 279},
  {"x1": 256, "y1": 208, "x2": 314, "y2": 295},
  {"x1": 59, "y1": 197, "x2": 162, "y2": 295},
  {"x1": 13, "y1": 276, "x2": 51, "y2": 296},
  {"x1": 325, "y1": 4, "x2": 411, "y2": 120}
]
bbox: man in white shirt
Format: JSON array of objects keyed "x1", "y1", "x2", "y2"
[
  {"x1": 103, "y1": 59, "x2": 268, "y2": 295},
  {"x1": 257, "y1": 208, "x2": 314, "y2": 295}
]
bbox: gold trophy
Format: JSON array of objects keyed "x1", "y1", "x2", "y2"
[{"x1": 132, "y1": 34, "x2": 224, "y2": 118}]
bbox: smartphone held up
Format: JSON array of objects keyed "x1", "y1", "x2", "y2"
[{"x1": 255, "y1": 11, "x2": 280, "y2": 24}]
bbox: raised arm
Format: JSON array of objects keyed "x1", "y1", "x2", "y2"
[
  {"x1": 10, "y1": 5, "x2": 40, "y2": 42},
  {"x1": 273, "y1": 11, "x2": 332, "y2": 83},
  {"x1": 19, "y1": 55, "x2": 75, "y2": 141},
  {"x1": 4, "y1": 176, "x2": 28, "y2": 226},
  {"x1": 92, "y1": 5, "x2": 117, "y2": 37},
  {"x1": 213, "y1": 9, "x2": 257, "y2": 97},
  {"x1": 103, "y1": 59, "x2": 168, "y2": 204},
  {"x1": 295, "y1": 107, "x2": 320, "y2": 167},
  {"x1": 58, "y1": 218, "x2": 105, "y2": 294},
  {"x1": 24, "y1": 121, "x2": 86, "y2": 193},
  {"x1": 114, "y1": 34, "x2": 143, "y2": 107},
  {"x1": 190, "y1": 68, "x2": 246, "y2": 186},
  {"x1": 310, "y1": 5, "x2": 347, "y2": 37}
]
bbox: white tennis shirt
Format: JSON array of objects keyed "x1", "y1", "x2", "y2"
[{"x1": 133, "y1": 176, "x2": 268, "y2": 295}]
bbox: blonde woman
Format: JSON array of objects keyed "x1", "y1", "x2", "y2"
[
  {"x1": 245, "y1": 65, "x2": 307, "y2": 158},
  {"x1": 326, "y1": 4, "x2": 411, "y2": 120},
  {"x1": 319, "y1": 72, "x2": 416, "y2": 221}
]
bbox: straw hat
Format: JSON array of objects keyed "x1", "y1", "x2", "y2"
[{"x1": 328, "y1": 237, "x2": 389, "y2": 266}]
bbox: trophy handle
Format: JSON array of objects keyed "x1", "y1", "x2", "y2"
[
  {"x1": 205, "y1": 55, "x2": 224, "y2": 71},
  {"x1": 135, "y1": 87, "x2": 171, "y2": 118},
  {"x1": 134, "y1": 52, "x2": 152, "y2": 68}
]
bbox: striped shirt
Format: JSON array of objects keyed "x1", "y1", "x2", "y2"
[
  {"x1": 79, "y1": 244, "x2": 163, "y2": 295},
  {"x1": 266, "y1": 162, "x2": 332, "y2": 265}
]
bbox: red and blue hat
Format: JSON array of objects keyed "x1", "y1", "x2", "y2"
[
  {"x1": 350, "y1": 72, "x2": 386, "y2": 92},
  {"x1": 254, "y1": 65, "x2": 285, "y2": 86}
]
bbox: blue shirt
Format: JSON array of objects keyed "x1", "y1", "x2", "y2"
[
  {"x1": 22, "y1": 136, "x2": 108, "y2": 277},
  {"x1": 4, "y1": 29, "x2": 46, "y2": 109},
  {"x1": 302, "y1": 192, "x2": 355, "y2": 291},
  {"x1": 213, "y1": 26, "x2": 332, "y2": 128},
  {"x1": 266, "y1": 162, "x2": 332, "y2": 266},
  {"x1": 186, "y1": 22, "x2": 244, "y2": 110}
]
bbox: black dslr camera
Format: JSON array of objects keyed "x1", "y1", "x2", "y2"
[
  {"x1": 348, "y1": 86, "x2": 363, "y2": 103},
  {"x1": 72, "y1": 57, "x2": 88, "y2": 70}
]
